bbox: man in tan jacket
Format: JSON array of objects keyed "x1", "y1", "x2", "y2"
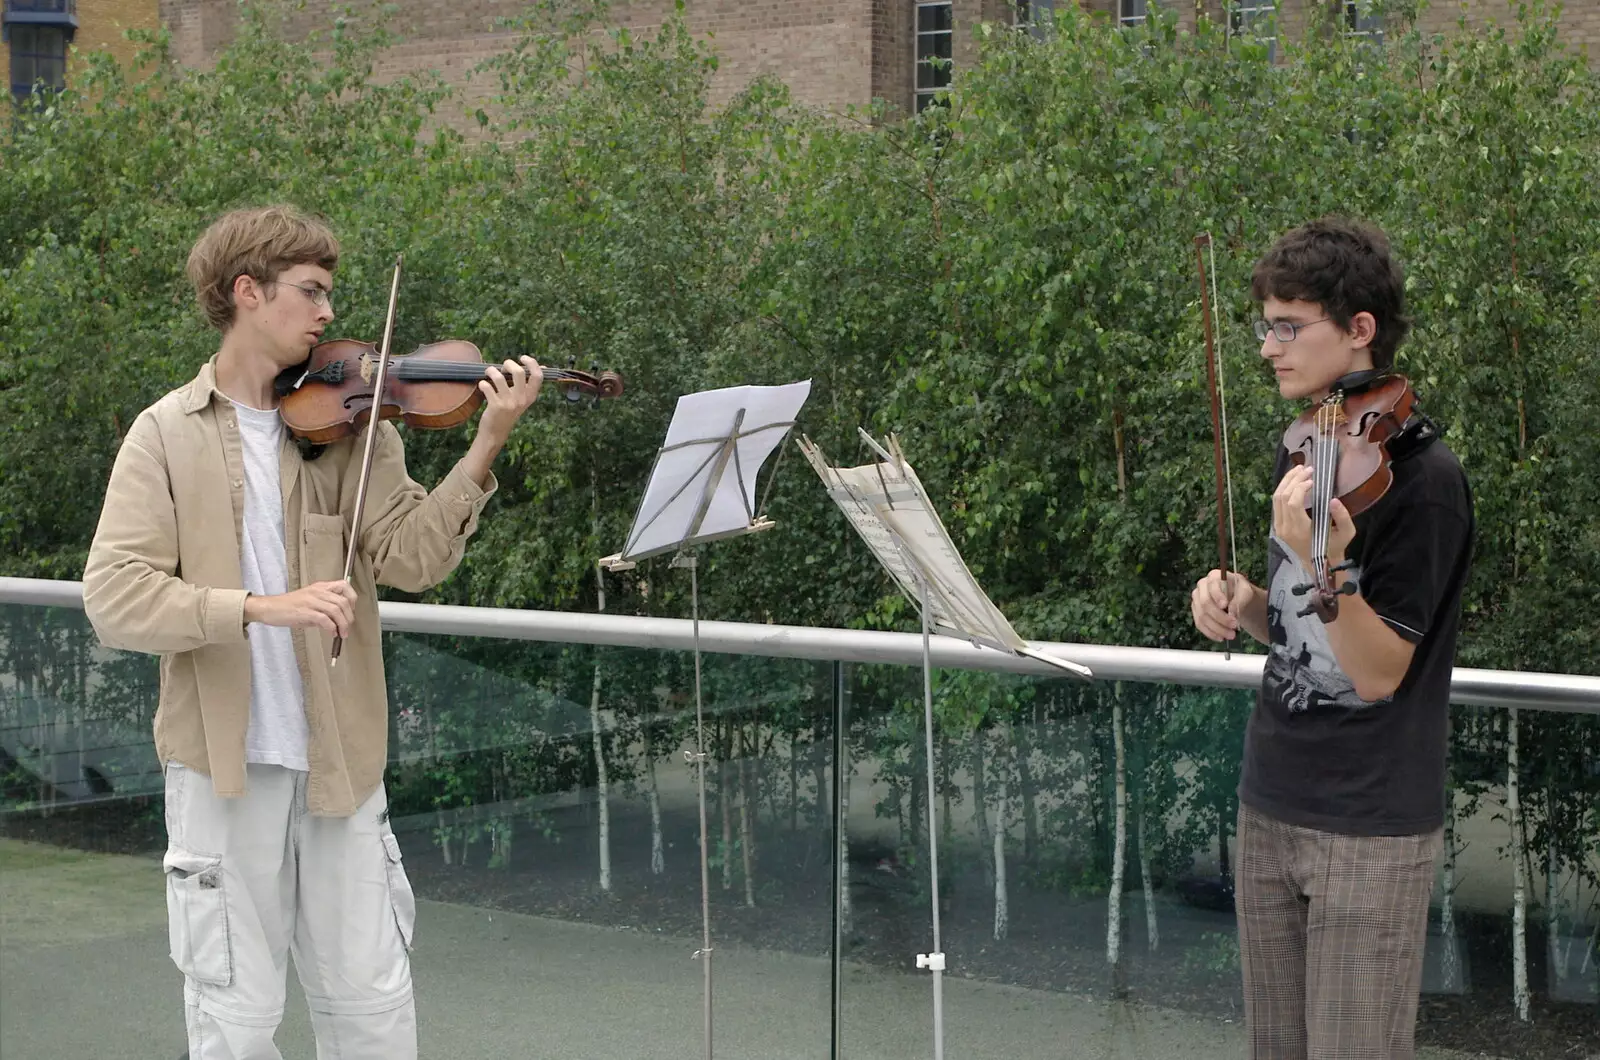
[{"x1": 82, "y1": 204, "x2": 543, "y2": 1060}]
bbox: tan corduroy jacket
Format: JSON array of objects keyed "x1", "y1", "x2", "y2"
[{"x1": 83, "y1": 356, "x2": 497, "y2": 816}]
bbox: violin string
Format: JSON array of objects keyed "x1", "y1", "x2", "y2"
[
  {"x1": 1208, "y1": 238, "x2": 1240, "y2": 580},
  {"x1": 1318, "y1": 404, "x2": 1329, "y2": 583},
  {"x1": 1316, "y1": 402, "x2": 1333, "y2": 585},
  {"x1": 379, "y1": 359, "x2": 577, "y2": 384},
  {"x1": 1310, "y1": 407, "x2": 1321, "y2": 581},
  {"x1": 1311, "y1": 405, "x2": 1320, "y2": 579}
]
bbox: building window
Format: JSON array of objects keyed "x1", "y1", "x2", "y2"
[
  {"x1": 1014, "y1": 0, "x2": 1056, "y2": 38},
  {"x1": 1228, "y1": 1, "x2": 1275, "y2": 59},
  {"x1": 1343, "y1": 0, "x2": 1382, "y2": 44},
  {"x1": 5, "y1": 0, "x2": 78, "y2": 101},
  {"x1": 8, "y1": 24, "x2": 68, "y2": 99},
  {"x1": 915, "y1": 1, "x2": 953, "y2": 113},
  {"x1": 1119, "y1": 0, "x2": 1149, "y2": 28}
]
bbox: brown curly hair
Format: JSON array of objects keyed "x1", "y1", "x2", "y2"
[
  {"x1": 1250, "y1": 216, "x2": 1411, "y2": 370},
  {"x1": 185, "y1": 205, "x2": 340, "y2": 332}
]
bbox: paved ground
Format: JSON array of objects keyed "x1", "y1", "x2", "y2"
[{"x1": 0, "y1": 839, "x2": 1512, "y2": 1060}]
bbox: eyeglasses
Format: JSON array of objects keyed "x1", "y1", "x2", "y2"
[
  {"x1": 1254, "y1": 317, "x2": 1329, "y2": 343},
  {"x1": 265, "y1": 280, "x2": 333, "y2": 307}
]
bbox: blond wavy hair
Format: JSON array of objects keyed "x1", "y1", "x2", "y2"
[{"x1": 185, "y1": 205, "x2": 340, "y2": 331}]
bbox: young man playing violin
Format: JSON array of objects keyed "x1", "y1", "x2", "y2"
[
  {"x1": 82, "y1": 204, "x2": 543, "y2": 1060},
  {"x1": 1189, "y1": 217, "x2": 1474, "y2": 1060}
]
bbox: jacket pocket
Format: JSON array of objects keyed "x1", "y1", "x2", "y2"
[
  {"x1": 381, "y1": 828, "x2": 417, "y2": 951},
  {"x1": 301, "y1": 512, "x2": 348, "y2": 585},
  {"x1": 163, "y1": 848, "x2": 233, "y2": 986}
]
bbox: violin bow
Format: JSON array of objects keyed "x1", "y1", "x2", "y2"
[
  {"x1": 1194, "y1": 233, "x2": 1239, "y2": 659},
  {"x1": 331, "y1": 253, "x2": 403, "y2": 665}
]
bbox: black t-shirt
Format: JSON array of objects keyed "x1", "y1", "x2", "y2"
[{"x1": 1237, "y1": 426, "x2": 1474, "y2": 837}]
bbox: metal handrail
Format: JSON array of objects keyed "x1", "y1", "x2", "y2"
[{"x1": 4, "y1": 576, "x2": 1597, "y2": 714}]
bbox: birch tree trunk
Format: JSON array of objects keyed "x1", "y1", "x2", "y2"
[
  {"x1": 789, "y1": 735, "x2": 799, "y2": 833},
  {"x1": 971, "y1": 726, "x2": 994, "y2": 887},
  {"x1": 838, "y1": 734, "x2": 852, "y2": 932},
  {"x1": 589, "y1": 562, "x2": 612, "y2": 894},
  {"x1": 814, "y1": 729, "x2": 829, "y2": 829},
  {"x1": 909, "y1": 741, "x2": 926, "y2": 853},
  {"x1": 1440, "y1": 789, "x2": 1461, "y2": 991},
  {"x1": 1107, "y1": 683, "x2": 1128, "y2": 973},
  {"x1": 646, "y1": 717, "x2": 665, "y2": 875},
  {"x1": 720, "y1": 738, "x2": 734, "y2": 891},
  {"x1": 436, "y1": 811, "x2": 453, "y2": 865},
  {"x1": 1545, "y1": 782, "x2": 1565, "y2": 989},
  {"x1": 740, "y1": 728, "x2": 756, "y2": 908},
  {"x1": 429, "y1": 713, "x2": 455, "y2": 867},
  {"x1": 1014, "y1": 723, "x2": 1040, "y2": 863},
  {"x1": 1138, "y1": 787, "x2": 1158, "y2": 952},
  {"x1": 993, "y1": 724, "x2": 1010, "y2": 941},
  {"x1": 1508, "y1": 707, "x2": 1531, "y2": 1021},
  {"x1": 941, "y1": 733, "x2": 954, "y2": 849},
  {"x1": 490, "y1": 753, "x2": 513, "y2": 869}
]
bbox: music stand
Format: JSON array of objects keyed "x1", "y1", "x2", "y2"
[
  {"x1": 601, "y1": 380, "x2": 812, "y2": 1060},
  {"x1": 799, "y1": 428, "x2": 1093, "y2": 1060}
]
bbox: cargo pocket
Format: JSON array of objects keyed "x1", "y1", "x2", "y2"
[
  {"x1": 381, "y1": 829, "x2": 418, "y2": 951},
  {"x1": 163, "y1": 848, "x2": 233, "y2": 987}
]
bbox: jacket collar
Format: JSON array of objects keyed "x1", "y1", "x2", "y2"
[{"x1": 181, "y1": 354, "x2": 223, "y2": 415}]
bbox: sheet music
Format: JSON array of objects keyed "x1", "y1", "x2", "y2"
[
  {"x1": 620, "y1": 380, "x2": 812, "y2": 561},
  {"x1": 808, "y1": 458, "x2": 1017, "y2": 652},
  {"x1": 800, "y1": 432, "x2": 1091, "y2": 678}
]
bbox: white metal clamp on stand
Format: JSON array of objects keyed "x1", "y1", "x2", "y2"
[
  {"x1": 799, "y1": 429, "x2": 1093, "y2": 1060},
  {"x1": 601, "y1": 380, "x2": 812, "y2": 1060}
]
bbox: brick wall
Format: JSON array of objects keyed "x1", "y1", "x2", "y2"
[
  {"x1": 1415, "y1": 0, "x2": 1600, "y2": 61},
  {"x1": 75, "y1": 0, "x2": 160, "y2": 66},
  {"x1": 156, "y1": 0, "x2": 879, "y2": 117},
  {"x1": 140, "y1": 0, "x2": 1600, "y2": 125},
  {"x1": 871, "y1": 0, "x2": 913, "y2": 112},
  {"x1": 1181, "y1": 0, "x2": 1599, "y2": 63}
]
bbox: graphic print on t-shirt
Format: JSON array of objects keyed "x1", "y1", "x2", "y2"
[{"x1": 1262, "y1": 533, "x2": 1388, "y2": 714}]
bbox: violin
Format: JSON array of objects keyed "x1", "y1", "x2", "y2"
[
  {"x1": 303, "y1": 256, "x2": 622, "y2": 665},
  {"x1": 1283, "y1": 370, "x2": 1417, "y2": 622},
  {"x1": 277, "y1": 337, "x2": 624, "y2": 444}
]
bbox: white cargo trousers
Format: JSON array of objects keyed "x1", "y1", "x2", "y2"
[{"x1": 163, "y1": 762, "x2": 418, "y2": 1059}]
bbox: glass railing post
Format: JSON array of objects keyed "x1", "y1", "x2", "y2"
[
  {"x1": 915, "y1": 569, "x2": 947, "y2": 1060},
  {"x1": 830, "y1": 659, "x2": 846, "y2": 1060}
]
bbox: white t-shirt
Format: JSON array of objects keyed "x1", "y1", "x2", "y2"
[{"x1": 232, "y1": 400, "x2": 310, "y2": 771}]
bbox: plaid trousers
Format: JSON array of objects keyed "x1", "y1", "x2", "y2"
[{"x1": 1235, "y1": 802, "x2": 1443, "y2": 1060}]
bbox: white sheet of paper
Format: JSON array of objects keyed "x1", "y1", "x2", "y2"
[
  {"x1": 621, "y1": 380, "x2": 812, "y2": 560},
  {"x1": 800, "y1": 434, "x2": 1091, "y2": 678}
]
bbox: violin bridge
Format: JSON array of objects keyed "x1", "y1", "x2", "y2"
[{"x1": 359, "y1": 355, "x2": 375, "y2": 385}]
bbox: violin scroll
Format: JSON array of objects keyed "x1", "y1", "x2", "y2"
[{"x1": 547, "y1": 365, "x2": 625, "y2": 402}]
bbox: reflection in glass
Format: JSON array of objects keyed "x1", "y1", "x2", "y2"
[{"x1": 0, "y1": 603, "x2": 1595, "y2": 1058}]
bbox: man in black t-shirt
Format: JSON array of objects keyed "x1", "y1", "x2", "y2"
[{"x1": 1190, "y1": 217, "x2": 1474, "y2": 1060}]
